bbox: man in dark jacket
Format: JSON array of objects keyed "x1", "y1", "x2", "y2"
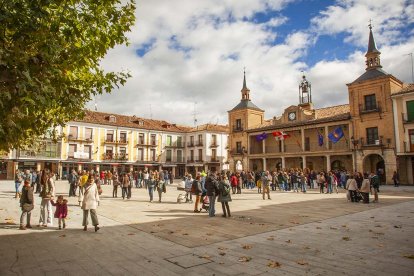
[{"x1": 205, "y1": 172, "x2": 219, "y2": 217}]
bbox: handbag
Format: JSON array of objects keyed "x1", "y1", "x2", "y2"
[{"x1": 22, "y1": 203, "x2": 34, "y2": 212}]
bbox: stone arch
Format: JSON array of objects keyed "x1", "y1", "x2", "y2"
[
  {"x1": 331, "y1": 160, "x2": 344, "y2": 170},
  {"x1": 363, "y1": 154, "x2": 385, "y2": 183}
]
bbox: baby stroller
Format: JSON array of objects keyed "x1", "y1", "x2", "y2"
[{"x1": 200, "y1": 196, "x2": 210, "y2": 212}]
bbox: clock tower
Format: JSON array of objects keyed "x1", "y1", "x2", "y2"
[{"x1": 299, "y1": 73, "x2": 313, "y2": 110}]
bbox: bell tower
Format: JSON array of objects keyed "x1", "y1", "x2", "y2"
[
  {"x1": 241, "y1": 69, "x2": 250, "y2": 100},
  {"x1": 365, "y1": 22, "x2": 382, "y2": 70},
  {"x1": 298, "y1": 73, "x2": 313, "y2": 110}
]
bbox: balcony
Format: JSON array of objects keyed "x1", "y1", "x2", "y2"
[
  {"x1": 265, "y1": 145, "x2": 282, "y2": 154},
  {"x1": 230, "y1": 148, "x2": 245, "y2": 155},
  {"x1": 104, "y1": 139, "x2": 128, "y2": 145},
  {"x1": 233, "y1": 125, "x2": 244, "y2": 132},
  {"x1": 195, "y1": 141, "x2": 204, "y2": 147},
  {"x1": 210, "y1": 142, "x2": 219, "y2": 148},
  {"x1": 67, "y1": 135, "x2": 93, "y2": 143},
  {"x1": 187, "y1": 157, "x2": 203, "y2": 163},
  {"x1": 102, "y1": 153, "x2": 128, "y2": 161},
  {"x1": 165, "y1": 157, "x2": 186, "y2": 163},
  {"x1": 359, "y1": 102, "x2": 382, "y2": 115},
  {"x1": 187, "y1": 142, "x2": 195, "y2": 147},
  {"x1": 136, "y1": 141, "x2": 157, "y2": 147},
  {"x1": 165, "y1": 141, "x2": 185, "y2": 148},
  {"x1": 210, "y1": 157, "x2": 220, "y2": 163},
  {"x1": 402, "y1": 113, "x2": 414, "y2": 124}
]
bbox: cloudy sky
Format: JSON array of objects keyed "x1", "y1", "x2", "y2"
[{"x1": 92, "y1": 0, "x2": 414, "y2": 126}]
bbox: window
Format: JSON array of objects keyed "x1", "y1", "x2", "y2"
[
  {"x1": 198, "y1": 149, "x2": 203, "y2": 161},
  {"x1": 120, "y1": 131, "x2": 127, "y2": 143},
  {"x1": 137, "y1": 148, "x2": 144, "y2": 161},
  {"x1": 68, "y1": 144, "x2": 77, "y2": 158},
  {"x1": 190, "y1": 150, "x2": 194, "y2": 161},
  {"x1": 109, "y1": 115, "x2": 116, "y2": 123},
  {"x1": 211, "y1": 135, "x2": 217, "y2": 146},
  {"x1": 44, "y1": 142, "x2": 59, "y2": 158},
  {"x1": 105, "y1": 146, "x2": 113, "y2": 159},
  {"x1": 177, "y1": 136, "x2": 182, "y2": 147},
  {"x1": 106, "y1": 130, "x2": 114, "y2": 142},
  {"x1": 236, "y1": 142, "x2": 242, "y2": 153},
  {"x1": 138, "y1": 133, "x2": 145, "y2": 144},
  {"x1": 119, "y1": 147, "x2": 126, "y2": 158},
  {"x1": 166, "y1": 135, "x2": 172, "y2": 146},
  {"x1": 235, "y1": 119, "x2": 242, "y2": 130},
  {"x1": 150, "y1": 149, "x2": 156, "y2": 161},
  {"x1": 406, "y1": 101, "x2": 414, "y2": 122},
  {"x1": 166, "y1": 150, "x2": 172, "y2": 162},
  {"x1": 366, "y1": 127, "x2": 379, "y2": 145},
  {"x1": 177, "y1": 150, "x2": 183, "y2": 162},
  {"x1": 84, "y1": 145, "x2": 92, "y2": 159},
  {"x1": 150, "y1": 134, "x2": 156, "y2": 145},
  {"x1": 85, "y1": 128, "x2": 93, "y2": 140},
  {"x1": 69, "y1": 126, "x2": 78, "y2": 139},
  {"x1": 212, "y1": 149, "x2": 217, "y2": 160},
  {"x1": 190, "y1": 136, "x2": 194, "y2": 146},
  {"x1": 198, "y1": 134, "x2": 203, "y2": 145},
  {"x1": 305, "y1": 137, "x2": 310, "y2": 151},
  {"x1": 364, "y1": 94, "x2": 377, "y2": 111}
]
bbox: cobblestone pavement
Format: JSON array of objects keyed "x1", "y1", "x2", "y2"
[{"x1": 0, "y1": 180, "x2": 413, "y2": 275}]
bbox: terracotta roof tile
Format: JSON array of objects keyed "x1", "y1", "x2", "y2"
[
  {"x1": 391, "y1": 83, "x2": 414, "y2": 96},
  {"x1": 315, "y1": 104, "x2": 350, "y2": 119},
  {"x1": 187, "y1": 124, "x2": 229, "y2": 133}
]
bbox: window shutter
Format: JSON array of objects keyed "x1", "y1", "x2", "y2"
[{"x1": 406, "y1": 101, "x2": 414, "y2": 121}]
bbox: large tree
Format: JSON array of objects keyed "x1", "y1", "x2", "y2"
[{"x1": 0, "y1": 0, "x2": 135, "y2": 151}]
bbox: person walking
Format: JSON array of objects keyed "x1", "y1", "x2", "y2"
[
  {"x1": 230, "y1": 173, "x2": 238, "y2": 194},
  {"x1": 143, "y1": 170, "x2": 149, "y2": 189},
  {"x1": 147, "y1": 171, "x2": 156, "y2": 202},
  {"x1": 370, "y1": 172, "x2": 380, "y2": 203},
  {"x1": 82, "y1": 177, "x2": 100, "y2": 232},
  {"x1": 51, "y1": 195, "x2": 68, "y2": 229},
  {"x1": 68, "y1": 170, "x2": 78, "y2": 197},
  {"x1": 360, "y1": 174, "x2": 370, "y2": 204},
  {"x1": 121, "y1": 173, "x2": 130, "y2": 200},
  {"x1": 318, "y1": 172, "x2": 325, "y2": 194},
  {"x1": 38, "y1": 170, "x2": 54, "y2": 227},
  {"x1": 112, "y1": 172, "x2": 119, "y2": 197},
  {"x1": 156, "y1": 176, "x2": 166, "y2": 203},
  {"x1": 192, "y1": 173, "x2": 202, "y2": 212},
  {"x1": 261, "y1": 171, "x2": 271, "y2": 200},
  {"x1": 19, "y1": 180, "x2": 34, "y2": 230},
  {"x1": 346, "y1": 175, "x2": 358, "y2": 202},
  {"x1": 14, "y1": 169, "x2": 23, "y2": 198},
  {"x1": 392, "y1": 171, "x2": 400, "y2": 187},
  {"x1": 205, "y1": 172, "x2": 219, "y2": 217},
  {"x1": 218, "y1": 174, "x2": 232, "y2": 217}
]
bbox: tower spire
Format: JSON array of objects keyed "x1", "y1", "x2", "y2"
[
  {"x1": 365, "y1": 21, "x2": 381, "y2": 70},
  {"x1": 241, "y1": 68, "x2": 250, "y2": 100}
]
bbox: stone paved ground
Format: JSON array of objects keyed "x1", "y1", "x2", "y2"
[{"x1": 0, "y1": 180, "x2": 413, "y2": 275}]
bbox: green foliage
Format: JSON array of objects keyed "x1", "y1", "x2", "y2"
[{"x1": 0, "y1": 0, "x2": 135, "y2": 151}]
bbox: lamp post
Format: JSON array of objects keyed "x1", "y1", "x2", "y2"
[{"x1": 350, "y1": 136, "x2": 359, "y2": 172}]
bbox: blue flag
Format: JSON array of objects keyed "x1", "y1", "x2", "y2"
[
  {"x1": 318, "y1": 132, "x2": 324, "y2": 146},
  {"x1": 256, "y1": 132, "x2": 268, "y2": 142},
  {"x1": 328, "y1": 127, "x2": 344, "y2": 144}
]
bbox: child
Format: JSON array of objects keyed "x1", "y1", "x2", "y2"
[{"x1": 51, "y1": 195, "x2": 68, "y2": 230}]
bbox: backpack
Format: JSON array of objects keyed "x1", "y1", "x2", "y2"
[{"x1": 222, "y1": 183, "x2": 230, "y2": 197}]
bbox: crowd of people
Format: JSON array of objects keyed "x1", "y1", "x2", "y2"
[{"x1": 14, "y1": 166, "x2": 389, "y2": 231}]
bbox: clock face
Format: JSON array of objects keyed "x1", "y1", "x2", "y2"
[{"x1": 288, "y1": 112, "x2": 296, "y2": 121}]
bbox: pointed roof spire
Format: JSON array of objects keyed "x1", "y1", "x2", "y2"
[
  {"x1": 242, "y1": 67, "x2": 247, "y2": 90},
  {"x1": 366, "y1": 20, "x2": 380, "y2": 55}
]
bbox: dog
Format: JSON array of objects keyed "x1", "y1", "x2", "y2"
[{"x1": 177, "y1": 193, "x2": 185, "y2": 204}]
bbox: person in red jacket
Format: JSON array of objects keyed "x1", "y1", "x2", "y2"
[
  {"x1": 230, "y1": 173, "x2": 238, "y2": 194},
  {"x1": 51, "y1": 195, "x2": 68, "y2": 230}
]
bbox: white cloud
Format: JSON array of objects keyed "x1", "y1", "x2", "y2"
[{"x1": 93, "y1": 0, "x2": 414, "y2": 126}]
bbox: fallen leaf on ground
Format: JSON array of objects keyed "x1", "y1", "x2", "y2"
[
  {"x1": 206, "y1": 233, "x2": 212, "y2": 236},
  {"x1": 200, "y1": 255, "x2": 211, "y2": 259},
  {"x1": 218, "y1": 247, "x2": 228, "y2": 250},
  {"x1": 394, "y1": 225, "x2": 402, "y2": 228},
  {"x1": 267, "y1": 260, "x2": 281, "y2": 268},
  {"x1": 330, "y1": 227, "x2": 338, "y2": 230},
  {"x1": 238, "y1": 256, "x2": 252, "y2": 262},
  {"x1": 296, "y1": 260, "x2": 309, "y2": 265},
  {"x1": 342, "y1": 237, "x2": 351, "y2": 241},
  {"x1": 369, "y1": 229, "x2": 373, "y2": 232},
  {"x1": 303, "y1": 246, "x2": 311, "y2": 250},
  {"x1": 168, "y1": 231, "x2": 174, "y2": 234},
  {"x1": 219, "y1": 252, "x2": 226, "y2": 256},
  {"x1": 219, "y1": 262, "x2": 224, "y2": 264},
  {"x1": 127, "y1": 233, "x2": 135, "y2": 236},
  {"x1": 403, "y1": 254, "x2": 414, "y2": 260},
  {"x1": 182, "y1": 233, "x2": 189, "y2": 235},
  {"x1": 242, "y1": 244, "x2": 253, "y2": 250},
  {"x1": 377, "y1": 244, "x2": 384, "y2": 247},
  {"x1": 267, "y1": 237, "x2": 274, "y2": 241},
  {"x1": 59, "y1": 235, "x2": 66, "y2": 238},
  {"x1": 285, "y1": 240, "x2": 291, "y2": 243},
  {"x1": 370, "y1": 216, "x2": 375, "y2": 218},
  {"x1": 342, "y1": 225, "x2": 347, "y2": 228},
  {"x1": 372, "y1": 237, "x2": 379, "y2": 239},
  {"x1": 290, "y1": 221, "x2": 300, "y2": 224},
  {"x1": 316, "y1": 227, "x2": 322, "y2": 229},
  {"x1": 375, "y1": 225, "x2": 382, "y2": 228}
]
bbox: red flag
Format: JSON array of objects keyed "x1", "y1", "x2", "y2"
[{"x1": 272, "y1": 131, "x2": 290, "y2": 141}]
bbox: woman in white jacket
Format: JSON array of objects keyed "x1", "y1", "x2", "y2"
[{"x1": 82, "y1": 177, "x2": 100, "y2": 232}]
